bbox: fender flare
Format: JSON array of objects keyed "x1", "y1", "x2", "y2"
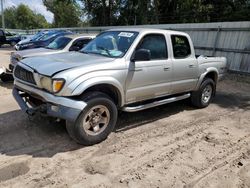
[
  {"x1": 195, "y1": 67, "x2": 219, "y2": 90},
  {"x1": 71, "y1": 76, "x2": 125, "y2": 106}
]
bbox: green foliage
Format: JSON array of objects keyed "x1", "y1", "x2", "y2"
[
  {"x1": 43, "y1": 0, "x2": 81, "y2": 27},
  {"x1": 80, "y1": 0, "x2": 250, "y2": 26},
  {"x1": 1, "y1": 0, "x2": 250, "y2": 29},
  {"x1": 3, "y1": 6, "x2": 17, "y2": 28},
  {"x1": 0, "y1": 4, "x2": 50, "y2": 29}
]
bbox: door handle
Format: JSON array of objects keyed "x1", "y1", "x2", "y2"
[
  {"x1": 130, "y1": 68, "x2": 143, "y2": 72},
  {"x1": 163, "y1": 67, "x2": 170, "y2": 71},
  {"x1": 188, "y1": 64, "x2": 195, "y2": 68}
]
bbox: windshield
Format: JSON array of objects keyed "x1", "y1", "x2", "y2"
[
  {"x1": 81, "y1": 31, "x2": 139, "y2": 58},
  {"x1": 46, "y1": 36, "x2": 71, "y2": 50},
  {"x1": 39, "y1": 32, "x2": 58, "y2": 41},
  {"x1": 31, "y1": 32, "x2": 46, "y2": 41}
]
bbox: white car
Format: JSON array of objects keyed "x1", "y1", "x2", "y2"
[{"x1": 10, "y1": 34, "x2": 95, "y2": 71}]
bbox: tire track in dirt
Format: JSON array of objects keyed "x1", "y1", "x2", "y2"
[
  {"x1": 184, "y1": 143, "x2": 250, "y2": 188},
  {"x1": 90, "y1": 109, "x2": 249, "y2": 185},
  {"x1": 93, "y1": 108, "x2": 231, "y2": 156}
]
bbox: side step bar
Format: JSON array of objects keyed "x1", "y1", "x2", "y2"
[{"x1": 122, "y1": 93, "x2": 191, "y2": 112}]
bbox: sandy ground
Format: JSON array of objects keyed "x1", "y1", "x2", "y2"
[{"x1": 0, "y1": 48, "x2": 250, "y2": 188}]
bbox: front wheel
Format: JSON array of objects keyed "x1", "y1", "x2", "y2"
[
  {"x1": 191, "y1": 78, "x2": 215, "y2": 108},
  {"x1": 10, "y1": 41, "x2": 17, "y2": 47},
  {"x1": 66, "y1": 92, "x2": 118, "y2": 146}
]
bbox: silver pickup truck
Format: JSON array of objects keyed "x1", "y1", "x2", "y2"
[{"x1": 12, "y1": 28, "x2": 227, "y2": 145}]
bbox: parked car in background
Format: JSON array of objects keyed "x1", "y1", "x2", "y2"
[
  {"x1": 10, "y1": 34, "x2": 95, "y2": 71},
  {"x1": 15, "y1": 30, "x2": 49, "y2": 50},
  {"x1": 20, "y1": 34, "x2": 34, "y2": 41},
  {"x1": 15, "y1": 30, "x2": 73, "y2": 51},
  {"x1": 0, "y1": 29, "x2": 21, "y2": 47},
  {"x1": 12, "y1": 28, "x2": 227, "y2": 145}
]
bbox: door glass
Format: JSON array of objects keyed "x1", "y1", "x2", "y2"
[
  {"x1": 136, "y1": 34, "x2": 168, "y2": 60},
  {"x1": 171, "y1": 35, "x2": 191, "y2": 58},
  {"x1": 72, "y1": 39, "x2": 91, "y2": 50}
]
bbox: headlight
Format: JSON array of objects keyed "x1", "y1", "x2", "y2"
[
  {"x1": 16, "y1": 55, "x2": 22, "y2": 61},
  {"x1": 40, "y1": 76, "x2": 52, "y2": 91},
  {"x1": 13, "y1": 53, "x2": 22, "y2": 61},
  {"x1": 52, "y1": 79, "x2": 65, "y2": 93},
  {"x1": 40, "y1": 76, "x2": 65, "y2": 93}
]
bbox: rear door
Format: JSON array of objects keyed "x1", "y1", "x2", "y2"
[
  {"x1": 126, "y1": 34, "x2": 172, "y2": 103},
  {"x1": 171, "y1": 35, "x2": 198, "y2": 93}
]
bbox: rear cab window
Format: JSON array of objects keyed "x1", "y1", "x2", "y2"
[{"x1": 171, "y1": 35, "x2": 191, "y2": 59}]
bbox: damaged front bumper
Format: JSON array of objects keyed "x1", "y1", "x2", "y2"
[
  {"x1": 0, "y1": 66, "x2": 13, "y2": 82},
  {"x1": 13, "y1": 81, "x2": 87, "y2": 122}
]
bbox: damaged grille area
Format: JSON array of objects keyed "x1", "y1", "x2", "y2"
[{"x1": 14, "y1": 65, "x2": 36, "y2": 85}]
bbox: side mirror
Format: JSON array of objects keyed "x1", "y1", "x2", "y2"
[
  {"x1": 69, "y1": 46, "x2": 80, "y2": 51},
  {"x1": 132, "y1": 49, "x2": 151, "y2": 61}
]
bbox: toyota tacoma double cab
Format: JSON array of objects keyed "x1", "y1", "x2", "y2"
[{"x1": 12, "y1": 28, "x2": 227, "y2": 145}]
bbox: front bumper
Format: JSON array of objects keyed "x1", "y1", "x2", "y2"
[{"x1": 13, "y1": 81, "x2": 87, "y2": 122}]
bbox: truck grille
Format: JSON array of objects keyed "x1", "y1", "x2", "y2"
[{"x1": 14, "y1": 65, "x2": 36, "y2": 85}]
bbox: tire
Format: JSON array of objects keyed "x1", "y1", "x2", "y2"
[
  {"x1": 10, "y1": 41, "x2": 17, "y2": 47},
  {"x1": 191, "y1": 78, "x2": 215, "y2": 108},
  {"x1": 66, "y1": 92, "x2": 118, "y2": 146},
  {"x1": 0, "y1": 73, "x2": 14, "y2": 82}
]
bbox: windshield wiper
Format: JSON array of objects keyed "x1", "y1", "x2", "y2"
[
  {"x1": 45, "y1": 46, "x2": 58, "y2": 50},
  {"x1": 96, "y1": 46, "x2": 111, "y2": 56},
  {"x1": 79, "y1": 50, "x2": 88, "y2": 54},
  {"x1": 80, "y1": 50, "x2": 113, "y2": 58}
]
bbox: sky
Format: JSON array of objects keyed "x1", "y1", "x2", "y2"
[{"x1": 4, "y1": 0, "x2": 54, "y2": 23}]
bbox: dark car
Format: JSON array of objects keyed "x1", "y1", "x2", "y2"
[
  {"x1": 16, "y1": 30, "x2": 73, "y2": 51},
  {"x1": 15, "y1": 30, "x2": 49, "y2": 50},
  {"x1": 0, "y1": 29, "x2": 21, "y2": 47}
]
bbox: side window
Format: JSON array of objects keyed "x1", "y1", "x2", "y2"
[
  {"x1": 136, "y1": 34, "x2": 168, "y2": 60},
  {"x1": 171, "y1": 35, "x2": 191, "y2": 58},
  {"x1": 72, "y1": 39, "x2": 92, "y2": 49}
]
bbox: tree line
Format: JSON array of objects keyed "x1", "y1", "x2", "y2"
[
  {"x1": 0, "y1": 4, "x2": 49, "y2": 29},
  {"x1": 1, "y1": 0, "x2": 250, "y2": 29}
]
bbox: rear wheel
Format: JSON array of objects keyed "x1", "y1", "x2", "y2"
[
  {"x1": 66, "y1": 92, "x2": 118, "y2": 145},
  {"x1": 191, "y1": 78, "x2": 215, "y2": 108}
]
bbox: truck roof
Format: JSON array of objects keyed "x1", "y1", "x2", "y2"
[{"x1": 107, "y1": 28, "x2": 188, "y2": 36}]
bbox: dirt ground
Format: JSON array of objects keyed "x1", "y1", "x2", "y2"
[{"x1": 0, "y1": 48, "x2": 250, "y2": 188}]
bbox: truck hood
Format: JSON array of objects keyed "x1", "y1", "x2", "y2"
[
  {"x1": 17, "y1": 48, "x2": 59, "y2": 58},
  {"x1": 21, "y1": 52, "x2": 115, "y2": 76}
]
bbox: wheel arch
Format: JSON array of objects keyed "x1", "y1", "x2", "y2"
[
  {"x1": 71, "y1": 77, "x2": 125, "y2": 107},
  {"x1": 195, "y1": 68, "x2": 219, "y2": 90}
]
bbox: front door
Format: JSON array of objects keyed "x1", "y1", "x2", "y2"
[{"x1": 126, "y1": 34, "x2": 172, "y2": 103}]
